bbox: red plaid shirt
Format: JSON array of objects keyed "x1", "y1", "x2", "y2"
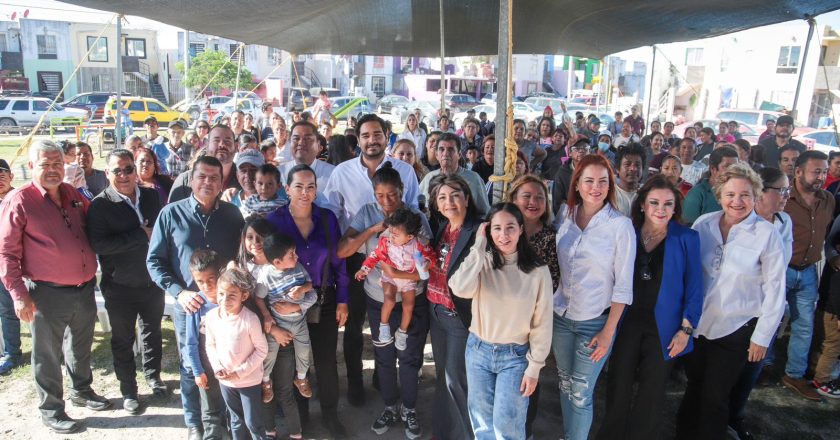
[{"x1": 426, "y1": 225, "x2": 461, "y2": 309}]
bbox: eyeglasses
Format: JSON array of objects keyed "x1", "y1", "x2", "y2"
[
  {"x1": 763, "y1": 185, "x2": 791, "y2": 197},
  {"x1": 110, "y1": 165, "x2": 136, "y2": 176}
]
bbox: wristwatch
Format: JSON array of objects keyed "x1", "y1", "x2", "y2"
[{"x1": 680, "y1": 326, "x2": 694, "y2": 336}]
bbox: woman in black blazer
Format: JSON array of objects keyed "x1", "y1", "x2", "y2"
[{"x1": 427, "y1": 174, "x2": 482, "y2": 440}]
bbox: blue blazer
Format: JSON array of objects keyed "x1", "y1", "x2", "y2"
[{"x1": 652, "y1": 220, "x2": 704, "y2": 359}]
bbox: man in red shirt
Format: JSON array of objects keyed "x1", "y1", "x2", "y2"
[{"x1": 0, "y1": 140, "x2": 111, "y2": 433}]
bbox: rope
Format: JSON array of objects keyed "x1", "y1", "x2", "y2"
[
  {"x1": 488, "y1": 0, "x2": 518, "y2": 200},
  {"x1": 11, "y1": 14, "x2": 117, "y2": 167},
  {"x1": 290, "y1": 56, "x2": 310, "y2": 109}
]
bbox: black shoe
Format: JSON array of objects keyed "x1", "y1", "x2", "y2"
[
  {"x1": 41, "y1": 413, "x2": 81, "y2": 434},
  {"x1": 147, "y1": 377, "x2": 170, "y2": 397},
  {"x1": 187, "y1": 426, "x2": 202, "y2": 440},
  {"x1": 347, "y1": 382, "x2": 366, "y2": 407},
  {"x1": 371, "y1": 407, "x2": 397, "y2": 435},
  {"x1": 735, "y1": 426, "x2": 755, "y2": 440},
  {"x1": 324, "y1": 417, "x2": 348, "y2": 439},
  {"x1": 123, "y1": 395, "x2": 143, "y2": 415},
  {"x1": 70, "y1": 390, "x2": 112, "y2": 411}
]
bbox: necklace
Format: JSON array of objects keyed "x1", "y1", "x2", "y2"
[{"x1": 641, "y1": 228, "x2": 666, "y2": 246}]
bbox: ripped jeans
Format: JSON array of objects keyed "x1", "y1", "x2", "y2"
[{"x1": 552, "y1": 313, "x2": 612, "y2": 440}]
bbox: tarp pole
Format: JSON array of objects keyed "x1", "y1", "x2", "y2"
[
  {"x1": 792, "y1": 16, "x2": 816, "y2": 122},
  {"x1": 234, "y1": 43, "x2": 244, "y2": 110},
  {"x1": 645, "y1": 45, "x2": 656, "y2": 132},
  {"x1": 492, "y1": 0, "x2": 512, "y2": 203},
  {"x1": 184, "y1": 29, "x2": 190, "y2": 104},
  {"x1": 439, "y1": 0, "x2": 445, "y2": 114},
  {"x1": 115, "y1": 14, "x2": 123, "y2": 148},
  {"x1": 603, "y1": 55, "x2": 611, "y2": 113}
]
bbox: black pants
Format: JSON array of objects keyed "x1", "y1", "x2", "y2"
[
  {"x1": 103, "y1": 284, "x2": 165, "y2": 396},
  {"x1": 596, "y1": 315, "x2": 673, "y2": 440},
  {"x1": 676, "y1": 321, "x2": 754, "y2": 440},
  {"x1": 366, "y1": 293, "x2": 429, "y2": 409},
  {"x1": 296, "y1": 295, "x2": 340, "y2": 419},
  {"x1": 343, "y1": 253, "x2": 367, "y2": 390}
]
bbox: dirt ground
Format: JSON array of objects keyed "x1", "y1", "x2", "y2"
[{"x1": 1, "y1": 318, "x2": 839, "y2": 440}]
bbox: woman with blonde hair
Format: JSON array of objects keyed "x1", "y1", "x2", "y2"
[{"x1": 398, "y1": 113, "x2": 427, "y2": 157}]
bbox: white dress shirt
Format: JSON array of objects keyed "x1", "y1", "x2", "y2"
[
  {"x1": 323, "y1": 156, "x2": 420, "y2": 231},
  {"x1": 692, "y1": 210, "x2": 786, "y2": 347},
  {"x1": 613, "y1": 185, "x2": 637, "y2": 218},
  {"x1": 774, "y1": 211, "x2": 794, "y2": 265},
  {"x1": 280, "y1": 158, "x2": 336, "y2": 194},
  {"x1": 680, "y1": 161, "x2": 707, "y2": 186},
  {"x1": 397, "y1": 129, "x2": 427, "y2": 157},
  {"x1": 116, "y1": 186, "x2": 144, "y2": 224},
  {"x1": 554, "y1": 203, "x2": 636, "y2": 321}
]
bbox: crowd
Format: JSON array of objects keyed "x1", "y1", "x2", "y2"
[{"x1": 0, "y1": 99, "x2": 838, "y2": 440}]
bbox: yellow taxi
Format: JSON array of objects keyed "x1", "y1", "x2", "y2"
[{"x1": 104, "y1": 96, "x2": 192, "y2": 126}]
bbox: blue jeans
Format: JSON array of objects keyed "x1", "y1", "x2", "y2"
[
  {"x1": 0, "y1": 282, "x2": 21, "y2": 360},
  {"x1": 552, "y1": 313, "x2": 612, "y2": 440},
  {"x1": 220, "y1": 384, "x2": 269, "y2": 440},
  {"x1": 172, "y1": 301, "x2": 202, "y2": 428},
  {"x1": 785, "y1": 265, "x2": 818, "y2": 378},
  {"x1": 465, "y1": 333, "x2": 529, "y2": 440}
]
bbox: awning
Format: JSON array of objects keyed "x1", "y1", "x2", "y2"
[{"x1": 59, "y1": 0, "x2": 840, "y2": 58}]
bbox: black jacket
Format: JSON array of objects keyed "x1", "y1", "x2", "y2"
[
  {"x1": 431, "y1": 215, "x2": 481, "y2": 328},
  {"x1": 87, "y1": 186, "x2": 162, "y2": 290},
  {"x1": 552, "y1": 161, "x2": 574, "y2": 216}
]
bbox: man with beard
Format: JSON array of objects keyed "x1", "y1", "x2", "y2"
[
  {"x1": 759, "y1": 115, "x2": 805, "y2": 168},
  {"x1": 613, "y1": 143, "x2": 645, "y2": 217},
  {"x1": 147, "y1": 155, "x2": 244, "y2": 440},
  {"x1": 323, "y1": 113, "x2": 420, "y2": 409},
  {"x1": 419, "y1": 132, "x2": 490, "y2": 217},
  {"x1": 168, "y1": 124, "x2": 240, "y2": 202},
  {"x1": 782, "y1": 150, "x2": 834, "y2": 402}
]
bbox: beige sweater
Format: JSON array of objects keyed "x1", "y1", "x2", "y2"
[{"x1": 449, "y1": 232, "x2": 554, "y2": 378}]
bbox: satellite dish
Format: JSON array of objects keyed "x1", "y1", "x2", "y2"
[
  {"x1": 10, "y1": 12, "x2": 16, "y2": 20},
  {"x1": 24, "y1": 9, "x2": 30, "y2": 18}
]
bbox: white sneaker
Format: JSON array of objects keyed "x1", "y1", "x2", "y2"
[
  {"x1": 374, "y1": 323, "x2": 393, "y2": 347},
  {"x1": 395, "y1": 329, "x2": 408, "y2": 351}
]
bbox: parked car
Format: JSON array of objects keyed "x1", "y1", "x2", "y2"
[
  {"x1": 0, "y1": 97, "x2": 88, "y2": 128},
  {"x1": 62, "y1": 92, "x2": 130, "y2": 121},
  {"x1": 398, "y1": 100, "x2": 449, "y2": 127},
  {"x1": 452, "y1": 104, "x2": 497, "y2": 128},
  {"x1": 206, "y1": 95, "x2": 235, "y2": 111},
  {"x1": 445, "y1": 94, "x2": 479, "y2": 111},
  {"x1": 226, "y1": 91, "x2": 263, "y2": 108},
  {"x1": 716, "y1": 109, "x2": 785, "y2": 132},
  {"x1": 216, "y1": 98, "x2": 258, "y2": 120},
  {"x1": 376, "y1": 94, "x2": 412, "y2": 115},
  {"x1": 306, "y1": 95, "x2": 373, "y2": 121},
  {"x1": 172, "y1": 98, "x2": 204, "y2": 121},
  {"x1": 673, "y1": 119, "x2": 760, "y2": 144},
  {"x1": 287, "y1": 88, "x2": 313, "y2": 112},
  {"x1": 796, "y1": 129, "x2": 839, "y2": 154},
  {"x1": 104, "y1": 96, "x2": 191, "y2": 127}
]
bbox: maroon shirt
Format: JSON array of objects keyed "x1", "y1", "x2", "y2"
[{"x1": 0, "y1": 182, "x2": 97, "y2": 300}]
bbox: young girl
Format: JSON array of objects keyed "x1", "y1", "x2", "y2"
[
  {"x1": 204, "y1": 267, "x2": 268, "y2": 440},
  {"x1": 355, "y1": 207, "x2": 435, "y2": 350}
]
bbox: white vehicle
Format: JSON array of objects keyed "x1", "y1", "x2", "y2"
[
  {"x1": 0, "y1": 97, "x2": 88, "y2": 128},
  {"x1": 218, "y1": 97, "x2": 257, "y2": 115},
  {"x1": 453, "y1": 102, "x2": 543, "y2": 128},
  {"x1": 796, "y1": 129, "x2": 839, "y2": 154},
  {"x1": 452, "y1": 104, "x2": 496, "y2": 128}
]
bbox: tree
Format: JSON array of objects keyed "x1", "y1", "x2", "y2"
[{"x1": 175, "y1": 49, "x2": 255, "y2": 94}]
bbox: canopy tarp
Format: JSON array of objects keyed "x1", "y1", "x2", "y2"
[{"x1": 60, "y1": 0, "x2": 840, "y2": 58}]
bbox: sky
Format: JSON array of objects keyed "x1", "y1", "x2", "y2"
[{"x1": 5, "y1": 0, "x2": 840, "y2": 59}]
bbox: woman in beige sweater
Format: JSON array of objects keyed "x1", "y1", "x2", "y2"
[{"x1": 449, "y1": 202, "x2": 554, "y2": 440}]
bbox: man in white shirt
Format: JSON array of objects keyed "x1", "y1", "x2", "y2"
[
  {"x1": 613, "y1": 143, "x2": 644, "y2": 217},
  {"x1": 322, "y1": 114, "x2": 420, "y2": 405},
  {"x1": 612, "y1": 120, "x2": 639, "y2": 149},
  {"x1": 280, "y1": 121, "x2": 335, "y2": 192},
  {"x1": 419, "y1": 132, "x2": 490, "y2": 217}
]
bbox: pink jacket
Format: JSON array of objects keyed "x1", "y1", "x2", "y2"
[{"x1": 205, "y1": 307, "x2": 268, "y2": 388}]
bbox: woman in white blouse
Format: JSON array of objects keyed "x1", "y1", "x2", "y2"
[
  {"x1": 676, "y1": 163, "x2": 786, "y2": 440},
  {"x1": 398, "y1": 113, "x2": 427, "y2": 158},
  {"x1": 553, "y1": 154, "x2": 636, "y2": 440},
  {"x1": 727, "y1": 166, "x2": 792, "y2": 439}
]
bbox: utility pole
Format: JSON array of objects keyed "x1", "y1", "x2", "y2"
[
  {"x1": 115, "y1": 13, "x2": 123, "y2": 148},
  {"x1": 792, "y1": 17, "x2": 816, "y2": 122},
  {"x1": 439, "y1": 0, "x2": 446, "y2": 114},
  {"x1": 233, "y1": 43, "x2": 244, "y2": 110},
  {"x1": 491, "y1": 0, "x2": 512, "y2": 203},
  {"x1": 184, "y1": 29, "x2": 190, "y2": 102}
]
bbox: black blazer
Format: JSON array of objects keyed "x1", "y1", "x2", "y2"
[
  {"x1": 87, "y1": 186, "x2": 162, "y2": 290},
  {"x1": 432, "y1": 215, "x2": 481, "y2": 328}
]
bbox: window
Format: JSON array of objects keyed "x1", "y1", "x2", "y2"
[
  {"x1": 189, "y1": 42, "x2": 205, "y2": 58},
  {"x1": 373, "y1": 56, "x2": 385, "y2": 69},
  {"x1": 371, "y1": 76, "x2": 386, "y2": 97},
  {"x1": 229, "y1": 44, "x2": 241, "y2": 62},
  {"x1": 685, "y1": 48, "x2": 703, "y2": 66},
  {"x1": 128, "y1": 101, "x2": 145, "y2": 111},
  {"x1": 91, "y1": 74, "x2": 111, "y2": 92},
  {"x1": 268, "y1": 47, "x2": 281, "y2": 64},
  {"x1": 12, "y1": 101, "x2": 28, "y2": 111},
  {"x1": 0, "y1": 100, "x2": 9, "y2": 110},
  {"x1": 33, "y1": 101, "x2": 51, "y2": 111},
  {"x1": 86, "y1": 36, "x2": 108, "y2": 62},
  {"x1": 37, "y1": 35, "x2": 57, "y2": 60},
  {"x1": 777, "y1": 46, "x2": 801, "y2": 74},
  {"x1": 147, "y1": 101, "x2": 165, "y2": 112},
  {"x1": 125, "y1": 38, "x2": 146, "y2": 59}
]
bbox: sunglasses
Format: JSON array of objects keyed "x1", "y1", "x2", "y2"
[{"x1": 110, "y1": 165, "x2": 136, "y2": 176}]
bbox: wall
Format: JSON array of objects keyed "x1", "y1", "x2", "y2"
[{"x1": 20, "y1": 19, "x2": 76, "y2": 97}]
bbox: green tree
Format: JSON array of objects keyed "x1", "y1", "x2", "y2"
[{"x1": 175, "y1": 49, "x2": 255, "y2": 93}]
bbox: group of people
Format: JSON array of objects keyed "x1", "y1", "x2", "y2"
[{"x1": 0, "y1": 99, "x2": 838, "y2": 440}]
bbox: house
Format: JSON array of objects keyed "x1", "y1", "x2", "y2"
[
  {"x1": 19, "y1": 18, "x2": 75, "y2": 98},
  {"x1": 811, "y1": 25, "x2": 840, "y2": 127}
]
